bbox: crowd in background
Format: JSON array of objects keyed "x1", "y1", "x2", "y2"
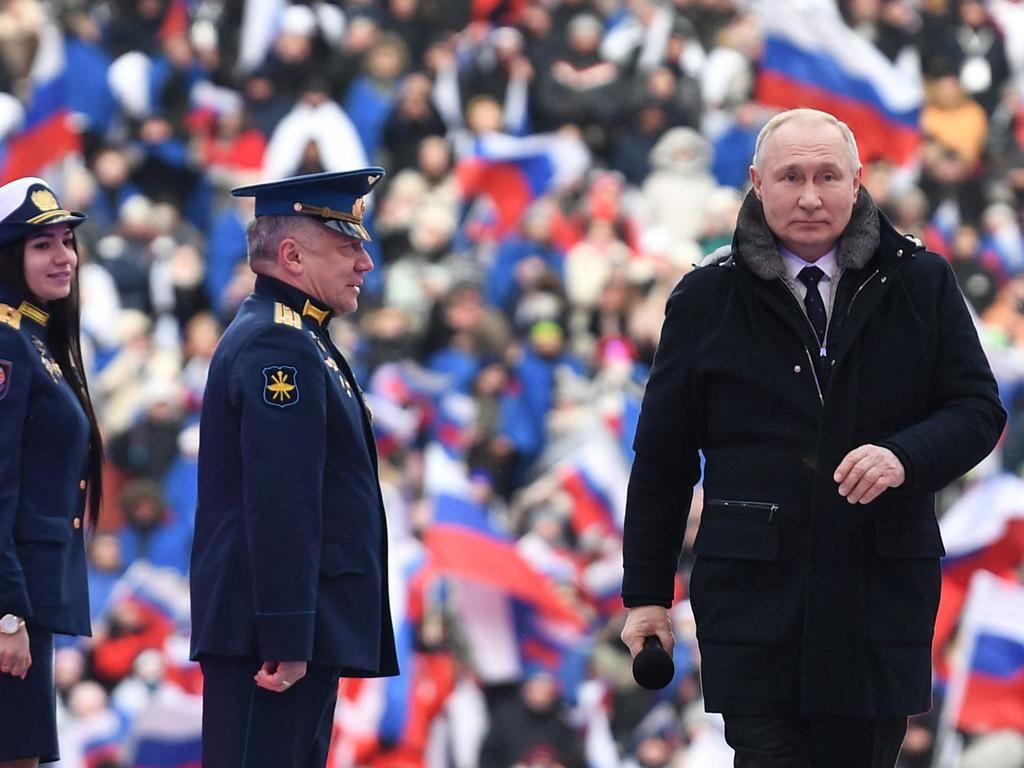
[{"x1": 3, "y1": 0, "x2": 1024, "y2": 765}]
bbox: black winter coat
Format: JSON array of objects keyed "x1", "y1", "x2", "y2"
[{"x1": 622, "y1": 190, "x2": 1006, "y2": 717}]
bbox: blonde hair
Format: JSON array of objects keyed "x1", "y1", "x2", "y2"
[{"x1": 752, "y1": 108, "x2": 861, "y2": 173}]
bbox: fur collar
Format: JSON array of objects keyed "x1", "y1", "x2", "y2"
[{"x1": 734, "y1": 188, "x2": 881, "y2": 280}]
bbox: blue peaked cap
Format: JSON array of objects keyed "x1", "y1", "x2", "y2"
[{"x1": 230, "y1": 167, "x2": 385, "y2": 241}]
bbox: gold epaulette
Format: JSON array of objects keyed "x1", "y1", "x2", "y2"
[
  {"x1": 273, "y1": 302, "x2": 303, "y2": 329},
  {"x1": 0, "y1": 303, "x2": 21, "y2": 330}
]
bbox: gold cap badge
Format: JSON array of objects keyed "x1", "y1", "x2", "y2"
[{"x1": 31, "y1": 189, "x2": 59, "y2": 212}]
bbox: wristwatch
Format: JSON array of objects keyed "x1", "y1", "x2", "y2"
[{"x1": 0, "y1": 614, "x2": 24, "y2": 634}]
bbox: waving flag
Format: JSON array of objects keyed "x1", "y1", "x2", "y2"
[
  {"x1": 425, "y1": 492, "x2": 585, "y2": 627},
  {"x1": 933, "y1": 474, "x2": 1024, "y2": 677},
  {"x1": 555, "y1": 432, "x2": 630, "y2": 539},
  {"x1": 456, "y1": 131, "x2": 590, "y2": 237},
  {"x1": 0, "y1": 19, "x2": 80, "y2": 182},
  {"x1": 942, "y1": 571, "x2": 1024, "y2": 734},
  {"x1": 125, "y1": 684, "x2": 203, "y2": 768},
  {"x1": 753, "y1": 0, "x2": 922, "y2": 166},
  {"x1": 78, "y1": 709, "x2": 124, "y2": 768}
]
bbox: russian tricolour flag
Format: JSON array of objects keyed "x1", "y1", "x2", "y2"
[
  {"x1": 0, "y1": 19, "x2": 79, "y2": 182},
  {"x1": 456, "y1": 131, "x2": 590, "y2": 237},
  {"x1": 943, "y1": 571, "x2": 1024, "y2": 734},
  {"x1": 933, "y1": 474, "x2": 1024, "y2": 677},
  {"x1": 753, "y1": 0, "x2": 922, "y2": 166},
  {"x1": 425, "y1": 492, "x2": 585, "y2": 628}
]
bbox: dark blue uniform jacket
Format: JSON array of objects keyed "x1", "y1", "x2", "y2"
[
  {"x1": 190, "y1": 276, "x2": 398, "y2": 676},
  {"x1": 0, "y1": 284, "x2": 91, "y2": 636}
]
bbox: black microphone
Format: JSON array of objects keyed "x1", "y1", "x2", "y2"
[{"x1": 632, "y1": 635, "x2": 675, "y2": 690}]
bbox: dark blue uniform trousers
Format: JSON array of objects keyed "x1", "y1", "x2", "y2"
[
  {"x1": 199, "y1": 655, "x2": 342, "y2": 768},
  {"x1": 723, "y1": 713, "x2": 908, "y2": 768}
]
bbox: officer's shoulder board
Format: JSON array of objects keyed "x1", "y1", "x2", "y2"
[
  {"x1": 273, "y1": 302, "x2": 303, "y2": 329},
  {"x1": 0, "y1": 303, "x2": 21, "y2": 330}
]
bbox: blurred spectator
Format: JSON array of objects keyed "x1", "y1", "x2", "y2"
[
  {"x1": 458, "y1": 24, "x2": 536, "y2": 135},
  {"x1": 108, "y1": 377, "x2": 187, "y2": 483},
  {"x1": 486, "y1": 198, "x2": 565, "y2": 317},
  {"x1": 191, "y1": 92, "x2": 268, "y2": 187},
  {"x1": 642, "y1": 126, "x2": 719, "y2": 243},
  {"x1": 709, "y1": 100, "x2": 763, "y2": 190},
  {"x1": 88, "y1": 144, "x2": 144, "y2": 233},
  {"x1": 922, "y1": 0, "x2": 1011, "y2": 116},
  {"x1": 479, "y1": 671, "x2": 586, "y2": 768},
  {"x1": 90, "y1": 596, "x2": 174, "y2": 690},
  {"x1": 87, "y1": 534, "x2": 125, "y2": 622},
  {"x1": 262, "y1": 74, "x2": 368, "y2": 179},
  {"x1": 113, "y1": 479, "x2": 191, "y2": 574},
  {"x1": 921, "y1": 70, "x2": 989, "y2": 166},
  {"x1": 343, "y1": 32, "x2": 410, "y2": 160},
  {"x1": 950, "y1": 223, "x2": 1000, "y2": 313},
  {"x1": 534, "y1": 13, "x2": 625, "y2": 155},
  {"x1": 380, "y1": 71, "x2": 448, "y2": 172},
  {"x1": 0, "y1": 0, "x2": 45, "y2": 83}
]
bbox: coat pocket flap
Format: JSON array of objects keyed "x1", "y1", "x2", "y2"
[
  {"x1": 319, "y1": 540, "x2": 370, "y2": 578},
  {"x1": 14, "y1": 514, "x2": 72, "y2": 543},
  {"x1": 693, "y1": 501, "x2": 780, "y2": 561},
  {"x1": 874, "y1": 514, "x2": 946, "y2": 559}
]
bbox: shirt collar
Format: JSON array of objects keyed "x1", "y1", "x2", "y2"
[
  {"x1": 254, "y1": 275, "x2": 333, "y2": 327},
  {"x1": 780, "y1": 245, "x2": 838, "y2": 283}
]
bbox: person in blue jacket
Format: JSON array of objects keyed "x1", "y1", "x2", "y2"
[
  {"x1": 190, "y1": 167, "x2": 398, "y2": 768},
  {"x1": 0, "y1": 177, "x2": 104, "y2": 766}
]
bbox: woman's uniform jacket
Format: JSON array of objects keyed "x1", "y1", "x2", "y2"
[
  {"x1": 0, "y1": 285, "x2": 91, "y2": 636},
  {"x1": 622, "y1": 190, "x2": 1006, "y2": 717}
]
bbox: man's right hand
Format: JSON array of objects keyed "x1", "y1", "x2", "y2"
[
  {"x1": 621, "y1": 605, "x2": 674, "y2": 659},
  {"x1": 254, "y1": 659, "x2": 307, "y2": 693},
  {"x1": 0, "y1": 623, "x2": 31, "y2": 679}
]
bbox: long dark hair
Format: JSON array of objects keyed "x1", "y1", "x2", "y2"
[{"x1": 0, "y1": 233, "x2": 104, "y2": 527}]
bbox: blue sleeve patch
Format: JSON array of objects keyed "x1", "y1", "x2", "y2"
[
  {"x1": 0, "y1": 359, "x2": 10, "y2": 400},
  {"x1": 263, "y1": 365, "x2": 299, "y2": 407}
]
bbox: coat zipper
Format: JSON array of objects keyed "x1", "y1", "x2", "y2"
[
  {"x1": 846, "y1": 268, "x2": 880, "y2": 317},
  {"x1": 706, "y1": 499, "x2": 779, "y2": 521},
  {"x1": 804, "y1": 346, "x2": 824, "y2": 405},
  {"x1": 778, "y1": 276, "x2": 828, "y2": 403},
  {"x1": 778, "y1": 276, "x2": 831, "y2": 357}
]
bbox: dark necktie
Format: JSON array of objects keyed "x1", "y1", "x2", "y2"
[{"x1": 797, "y1": 266, "x2": 828, "y2": 343}]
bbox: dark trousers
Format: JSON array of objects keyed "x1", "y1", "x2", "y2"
[
  {"x1": 723, "y1": 713, "x2": 908, "y2": 768},
  {"x1": 199, "y1": 655, "x2": 341, "y2": 768}
]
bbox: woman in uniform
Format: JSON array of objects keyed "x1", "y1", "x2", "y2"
[{"x1": 0, "y1": 177, "x2": 104, "y2": 767}]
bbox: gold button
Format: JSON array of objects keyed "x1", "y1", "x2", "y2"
[
  {"x1": 79, "y1": 480, "x2": 86, "y2": 490},
  {"x1": 72, "y1": 517, "x2": 81, "y2": 530}
]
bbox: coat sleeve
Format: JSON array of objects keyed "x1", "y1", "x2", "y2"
[
  {"x1": 878, "y1": 257, "x2": 1006, "y2": 492},
  {"x1": 231, "y1": 324, "x2": 327, "y2": 661},
  {"x1": 0, "y1": 330, "x2": 32, "y2": 618},
  {"x1": 622, "y1": 276, "x2": 707, "y2": 608}
]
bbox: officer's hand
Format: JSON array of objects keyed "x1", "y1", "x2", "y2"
[
  {"x1": 834, "y1": 444, "x2": 906, "y2": 504},
  {"x1": 0, "y1": 624, "x2": 31, "y2": 679},
  {"x1": 254, "y1": 659, "x2": 307, "y2": 693},
  {"x1": 621, "y1": 605, "x2": 674, "y2": 659}
]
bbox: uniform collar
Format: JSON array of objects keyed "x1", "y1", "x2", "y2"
[
  {"x1": 254, "y1": 275, "x2": 334, "y2": 327},
  {"x1": 0, "y1": 282, "x2": 49, "y2": 327}
]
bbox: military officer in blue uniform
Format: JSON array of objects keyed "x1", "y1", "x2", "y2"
[
  {"x1": 0, "y1": 177, "x2": 104, "y2": 765},
  {"x1": 190, "y1": 168, "x2": 398, "y2": 768}
]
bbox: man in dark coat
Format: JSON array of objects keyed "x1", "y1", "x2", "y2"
[
  {"x1": 190, "y1": 168, "x2": 398, "y2": 768},
  {"x1": 620, "y1": 109, "x2": 1006, "y2": 767}
]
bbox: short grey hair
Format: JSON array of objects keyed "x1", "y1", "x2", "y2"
[
  {"x1": 752, "y1": 108, "x2": 861, "y2": 174},
  {"x1": 246, "y1": 215, "x2": 320, "y2": 268}
]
